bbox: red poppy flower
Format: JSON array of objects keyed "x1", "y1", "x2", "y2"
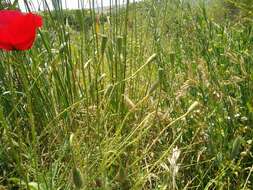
[{"x1": 0, "y1": 10, "x2": 43, "y2": 51}]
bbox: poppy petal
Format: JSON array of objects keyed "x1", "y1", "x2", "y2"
[{"x1": 0, "y1": 10, "x2": 43, "y2": 51}]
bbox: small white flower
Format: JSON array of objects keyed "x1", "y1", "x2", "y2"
[
  {"x1": 234, "y1": 113, "x2": 240, "y2": 118},
  {"x1": 241, "y1": 116, "x2": 248, "y2": 122}
]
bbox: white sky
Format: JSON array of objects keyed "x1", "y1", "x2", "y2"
[{"x1": 17, "y1": 0, "x2": 142, "y2": 11}]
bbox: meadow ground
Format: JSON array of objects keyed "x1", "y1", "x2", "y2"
[{"x1": 0, "y1": 0, "x2": 253, "y2": 189}]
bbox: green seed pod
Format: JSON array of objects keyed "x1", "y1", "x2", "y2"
[
  {"x1": 100, "y1": 34, "x2": 108, "y2": 57},
  {"x1": 104, "y1": 84, "x2": 114, "y2": 98},
  {"x1": 231, "y1": 136, "x2": 242, "y2": 159},
  {"x1": 169, "y1": 52, "x2": 176, "y2": 65},
  {"x1": 116, "y1": 36, "x2": 123, "y2": 54},
  {"x1": 158, "y1": 67, "x2": 164, "y2": 81},
  {"x1": 72, "y1": 167, "x2": 84, "y2": 189}
]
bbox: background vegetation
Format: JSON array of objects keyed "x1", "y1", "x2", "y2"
[{"x1": 0, "y1": 0, "x2": 252, "y2": 189}]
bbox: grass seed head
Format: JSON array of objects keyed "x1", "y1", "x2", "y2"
[
  {"x1": 147, "y1": 80, "x2": 160, "y2": 95},
  {"x1": 187, "y1": 101, "x2": 199, "y2": 114},
  {"x1": 123, "y1": 94, "x2": 136, "y2": 109},
  {"x1": 69, "y1": 133, "x2": 75, "y2": 149},
  {"x1": 72, "y1": 167, "x2": 84, "y2": 189}
]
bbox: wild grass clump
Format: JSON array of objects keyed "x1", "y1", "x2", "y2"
[{"x1": 0, "y1": 0, "x2": 252, "y2": 189}]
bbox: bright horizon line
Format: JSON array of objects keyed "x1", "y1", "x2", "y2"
[{"x1": 17, "y1": 0, "x2": 143, "y2": 12}]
